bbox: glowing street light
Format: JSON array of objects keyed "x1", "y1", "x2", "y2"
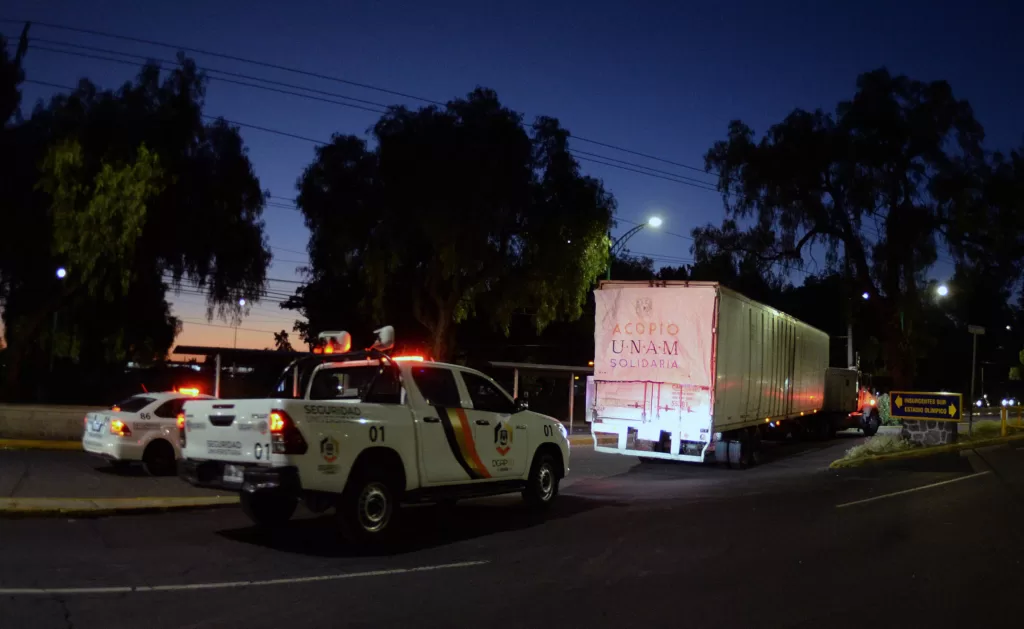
[
  {"x1": 936, "y1": 284, "x2": 949, "y2": 297},
  {"x1": 238, "y1": 298, "x2": 247, "y2": 307},
  {"x1": 861, "y1": 292, "x2": 869, "y2": 300},
  {"x1": 56, "y1": 267, "x2": 67, "y2": 279},
  {"x1": 606, "y1": 215, "x2": 664, "y2": 280}
]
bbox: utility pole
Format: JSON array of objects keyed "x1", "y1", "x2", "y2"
[
  {"x1": 967, "y1": 325, "x2": 985, "y2": 437},
  {"x1": 844, "y1": 254, "x2": 854, "y2": 368}
]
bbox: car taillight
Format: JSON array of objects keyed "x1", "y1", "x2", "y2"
[
  {"x1": 269, "y1": 409, "x2": 307, "y2": 455},
  {"x1": 110, "y1": 419, "x2": 131, "y2": 437},
  {"x1": 177, "y1": 413, "x2": 186, "y2": 448}
]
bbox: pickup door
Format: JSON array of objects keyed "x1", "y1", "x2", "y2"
[{"x1": 406, "y1": 364, "x2": 527, "y2": 485}]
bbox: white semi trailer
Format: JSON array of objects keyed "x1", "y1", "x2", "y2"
[{"x1": 589, "y1": 281, "x2": 878, "y2": 467}]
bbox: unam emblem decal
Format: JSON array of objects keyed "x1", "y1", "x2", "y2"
[
  {"x1": 320, "y1": 436, "x2": 339, "y2": 463},
  {"x1": 494, "y1": 420, "x2": 513, "y2": 456},
  {"x1": 635, "y1": 297, "x2": 652, "y2": 318}
]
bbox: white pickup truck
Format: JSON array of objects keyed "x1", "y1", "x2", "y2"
[{"x1": 179, "y1": 329, "x2": 570, "y2": 543}]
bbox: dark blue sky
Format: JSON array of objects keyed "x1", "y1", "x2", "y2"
[{"x1": 5, "y1": 0, "x2": 1022, "y2": 349}]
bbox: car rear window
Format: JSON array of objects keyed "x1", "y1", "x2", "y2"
[
  {"x1": 112, "y1": 396, "x2": 155, "y2": 413},
  {"x1": 308, "y1": 366, "x2": 380, "y2": 400}
]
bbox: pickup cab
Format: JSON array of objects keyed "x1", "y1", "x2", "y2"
[{"x1": 179, "y1": 349, "x2": 570, "y2": 543}]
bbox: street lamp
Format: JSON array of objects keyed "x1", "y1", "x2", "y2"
[
  {"x1": 936, "y1": 284, "x2": 949, "y2": 297},
  {"x1": 861, "y1": 292, "x2": 869, "y2": 300},
  {"x1": 50, "y1": 267, "x2": 68, "y2": 372},
  {"x1": 606, "y1": 215, "x2": 663, "y2": 280}
]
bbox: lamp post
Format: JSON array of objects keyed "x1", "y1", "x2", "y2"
[
  {"x1": 233, "y1": 298, "x2": 246, "y2": 349},
  {"x1": 49, "y1": 267, "x2": 67, "y2": 373},
  {"x1": 606, "y1": 216, "x2": 663, "y2": 280}
]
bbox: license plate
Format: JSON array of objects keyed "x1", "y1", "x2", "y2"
[
  {"x1": 223, "y1": 464, "x2": 244, "y2": 484},
  {"x1": 88, "y1": 417, "x2": 106, "y2": 433}
]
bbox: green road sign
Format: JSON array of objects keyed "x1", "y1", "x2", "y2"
[{"x1": 890, "y1": 391, "x2": 962, "y2": 422}]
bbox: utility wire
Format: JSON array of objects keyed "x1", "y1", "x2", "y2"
[{"x1": 5, "y1": 18, "x2": 714, "y2": 175}]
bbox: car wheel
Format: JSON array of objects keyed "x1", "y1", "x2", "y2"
[
  {"x1": 142, "y1": 440, "x2": 177, "y2": 477},
  {"x1": 862, "y1": 410, "x2": 881, "y2": 437},
  {"x1": 241, "y1": 490, "x2": 297, "y2": 528},
  {"x1": 522, "y1": 452, "x2": 559, "y2": 508},
  {"x1": 336, "y1": 466, "x2": 398, "y2": 544}
]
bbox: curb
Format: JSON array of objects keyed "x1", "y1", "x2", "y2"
[
  {"x1": 0, "y1": 495, "x2": 240, "y2": 518},
  {"x1": 829, "y1": 432, "x2": 1024, "y2": 469},
  {"x1": 0, "y1": 439, "x2": 82, "y2": 451}
]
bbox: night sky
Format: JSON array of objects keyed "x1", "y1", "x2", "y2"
[{"x1": 4, "y1": 0, "x2": 1022, "y2": 351}]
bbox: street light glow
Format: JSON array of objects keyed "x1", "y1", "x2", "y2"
[
  {"x1": 647, "y1": 216, "x2": 663, "y2": 228},
  {"x1": 936, "y1": 284, "x2": 949, "y2": 297},
  {"x1": 55, "y1": 267, "x2": 67, "y2": 279},
  {"x1": 861, "y1": 292, "x2": 869, "y2": 300},
  {"x1": 238, "y1": 298, "x2": 247, "y2": 307}
]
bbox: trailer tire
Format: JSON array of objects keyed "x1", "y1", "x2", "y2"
[
  {"x1": 862, "y1": 409, "x2": 881, "y2": 437},
  {"x1": 241, "y1": 490, "x2": 297, "y2": 528}
]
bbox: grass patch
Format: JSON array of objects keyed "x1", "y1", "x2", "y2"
[
  {"x1": 839, "y1": 434, "x2": 918, "y2": 462},
  {"x1": 959, "y1": 421, "x2": 1024, "y2": 442}
]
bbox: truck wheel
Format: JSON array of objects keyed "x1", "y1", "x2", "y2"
[
  {"x1": 862, "y1": 410, "x2": 881, "y2": 437},
  {"x1": 142, "y1": 440, "x2": 176, "y2": 476},
  {"x1": 523, "y1": 452, "x2": 559, "y2": 508},
  {"x1": 336, "y1": 466, "x2": 398, "y2": 544},
  {"x1": 241, "y1": 490, "x2": 297, "y2": 528}
]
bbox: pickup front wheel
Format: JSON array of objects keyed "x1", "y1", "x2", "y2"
[
  {"x1": 522, "y1": 452, "x2": 559, "y2": 509},
  {"x1": 336, "y1": 467, "x2": 398, "y2": 544}
]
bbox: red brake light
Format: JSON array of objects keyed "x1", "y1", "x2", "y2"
[
  {"x1": 110, "y1": 419, "x2": 131, "y2": 437},
  {"x1": 111, "y1": 405, "x2": 121, "y2": 412},
  {"x1": 269, "y1": 409, "x2": 307, "y2": 455},
  {"x1": 177, "y1": 413, "x2": 187, "y2": 447}
]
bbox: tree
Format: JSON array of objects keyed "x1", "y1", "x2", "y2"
[
  {"x1": 292, "y1": 89, "x2": 614, "y2": 360},
  {"x1": 0, "y1": 53, "x2": 271, "y2": 400},
  {"x1": 273, "y1": 330, "x2": 294, "y2": 352},
  {"x1": 695, "y1": 68, "x2": 1020, "y2": 387}
]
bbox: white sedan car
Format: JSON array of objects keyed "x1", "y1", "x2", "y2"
[{"x1": 82, "y1": 390, "x2": 214, "y2": 476}]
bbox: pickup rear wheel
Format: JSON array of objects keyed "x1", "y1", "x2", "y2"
[
  {"x1": 241, "y1": 490, "x2": 297, "y2": 528},
  {"x1": 336, "y1": 466, "x2": 398, "y2": 544},
  {"x1": 522, "y1": 452, "x2": 559, "y2": 509}
]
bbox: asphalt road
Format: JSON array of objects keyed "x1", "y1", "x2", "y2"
[
  {"x1": 0, "y1": 449, "x2": 227, "y2": 499},
  {"x1": 3, "y1": 435, "x2": 1024, "y2": 628}
]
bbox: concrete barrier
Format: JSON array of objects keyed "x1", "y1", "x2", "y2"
[{"x1": 0, "y1": 405, "x2": 95, "y2": 441}]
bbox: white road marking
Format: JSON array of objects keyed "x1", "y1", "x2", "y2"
[
  {"x1": 835, "y1": 471, "x2": 991, "y2": 509},
  {"x1": 0, "y1": 560, "x2": 489, "y2": 596}
]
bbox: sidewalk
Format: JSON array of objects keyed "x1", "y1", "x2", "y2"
[{"x1": 0, "y1": 449, "x2": 237, "y2": 517}]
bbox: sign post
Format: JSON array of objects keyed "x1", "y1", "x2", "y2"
[{"x1": 967, "y1": 325, "x2": 985, "y2": 437}]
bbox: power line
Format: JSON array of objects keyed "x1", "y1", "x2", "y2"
[
  {"x1": 6, "y1": 18, "x2": 714, "y2": 176},
  {"x1": 25, "y1": 43, "x2": 390, "y2": 116}
]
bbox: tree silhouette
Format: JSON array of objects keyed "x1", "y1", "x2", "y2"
[
  {"x1": 273, "y1": 330, "x2": 294, "y2": 352},
  {"x1": 293, "y1": 88, "x2": 614, "y2": 360},
  {"x1": 696, "y1": 68, "x2": 1023, "y2": 387}
]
